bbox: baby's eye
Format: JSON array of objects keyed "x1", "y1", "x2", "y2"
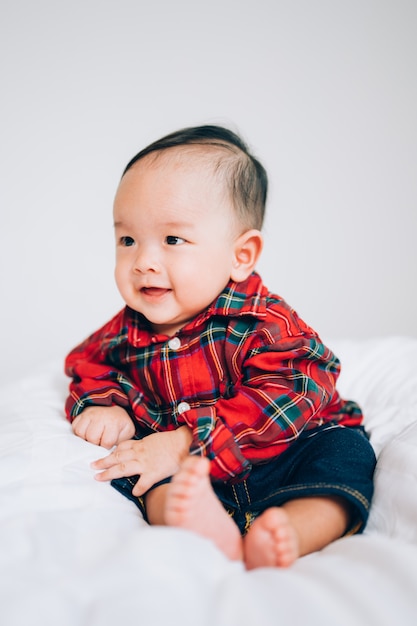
[
  {"x1": 120, "y1": 236, "x2": 135, "y2": 247},
  {"x1": 166, "y1": 236, "x2": 186, "y2": 245}
]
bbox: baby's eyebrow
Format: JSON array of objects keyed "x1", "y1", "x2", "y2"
[
  {"x1": 163, "y1": 220, "x2": 194, "y2": 229},
  {"x1": 113, "y1": 219, "x2": 195, "y2": 230}
]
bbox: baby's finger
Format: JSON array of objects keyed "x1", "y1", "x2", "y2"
[
  {"x1": 91, "y1": 443, "x2": 131, "y2": 469},
  {"x1": 85, "y1": 422, "x2": 106, "y2": 447},
  {"x1": 132, "y1": 474, "x2": 156, "y2": 496},
  {"x1": 93, "y1": 460, "x2": 141, "y2": 483},
  {"x1": 91, "y1": 454, "x2": 114, "y2": 470},
  {"x1": 72, "y1": 415, "x2": 87, "y2": 438},
  {"x1": 99, "y1": 428, "x2": 119, "y2": 450}
]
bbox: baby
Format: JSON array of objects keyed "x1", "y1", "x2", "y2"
[{"x1": 65, "y1": 125, "x2": 376, "y2": 568}]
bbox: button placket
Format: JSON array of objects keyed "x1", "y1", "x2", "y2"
[{"x1": 167, "y1": 336, "x2": 191, "y2": 421}]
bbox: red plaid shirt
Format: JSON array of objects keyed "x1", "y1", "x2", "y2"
[{"x1": 65, "y1": 273, "x2": 363, "y2": 482}]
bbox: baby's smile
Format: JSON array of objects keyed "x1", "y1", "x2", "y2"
[{"x1": 140, "y1": 286, "x2": 172, "y2": 299}]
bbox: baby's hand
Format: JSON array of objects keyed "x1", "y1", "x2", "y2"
[
  {"x1": 91, "y1": 426, "x2": 192, "y2": 495},
  {"x1": 71, "y1": 405, "x2": 135, "y2": 449}
]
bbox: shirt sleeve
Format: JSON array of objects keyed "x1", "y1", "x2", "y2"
[
  {"x1": 64, "y1": 311, "x2": 137, "y2": 422},
  {"x1": 181, "y1": 333, "x2": 360, "y2": 482}
]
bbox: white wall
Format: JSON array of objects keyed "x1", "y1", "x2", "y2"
[{"x1": 1, "y1": 0, "x2": 416, "y2": 383}]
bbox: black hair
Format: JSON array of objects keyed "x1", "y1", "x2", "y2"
[{"x1": 122, "y1": 125, "x2": 268, "y2": 230}]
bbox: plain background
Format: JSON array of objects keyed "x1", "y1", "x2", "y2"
[{"x1": 1, "y1": 0, "x2": 416, "y2": 384}]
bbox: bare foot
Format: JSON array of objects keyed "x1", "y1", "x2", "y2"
[
  {"x1": 244, "y1": 507, "x2": 300, "y2": 569},
  {"x1": 165, "y1": 456, "x2": 243, "y2": 561}
]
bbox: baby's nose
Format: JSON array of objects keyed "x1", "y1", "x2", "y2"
[{"x1": 133, "y1": 245, "x2": 161, "y2": 273}]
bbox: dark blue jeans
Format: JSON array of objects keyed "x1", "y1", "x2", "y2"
[{"x1": 112, "y1": 423, "x2": 376, "y2": 535}]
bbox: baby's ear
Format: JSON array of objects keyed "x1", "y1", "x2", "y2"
[{"x1": 230, "y1": 229, "x2": 263, "y2": 282}]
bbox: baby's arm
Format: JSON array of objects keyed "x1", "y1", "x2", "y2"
[
  {"x1": 92, "y1": 426, "x2": 193, "y2": 495},
  {"x1": 72, "y1": 405, "x2": 136, "y2": 449}
]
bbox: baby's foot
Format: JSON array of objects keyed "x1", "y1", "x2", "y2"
[
  {"x1": 244, "y1": 507, "x2": 300, "y2": 569},
  {"x1": 165, "y1": 456, "x2": 243, "y2": 561}
]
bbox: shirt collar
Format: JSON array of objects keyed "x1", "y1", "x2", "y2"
[
  {"x1": 126, "y1": 272, "x2": 267, "y2": 346},
  {"x1": 201, "y1": 272, "x2": 267, "y2": 321}
]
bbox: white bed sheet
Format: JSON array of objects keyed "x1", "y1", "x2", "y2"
[{"x1": 1, "y1": 336, "x2": 417, "y2": 625}]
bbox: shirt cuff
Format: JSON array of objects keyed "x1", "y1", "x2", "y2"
[{"x1": 180, "y1": 405, "x2": 251, "y2": 482}]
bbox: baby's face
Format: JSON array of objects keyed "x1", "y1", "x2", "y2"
[{"x1": 113, "y1": 151, "x2": 243, "y2": 336}]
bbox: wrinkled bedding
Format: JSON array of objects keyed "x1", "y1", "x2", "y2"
[{"x1": 1, "y1": 336, "x2": 417, "y2": 625}]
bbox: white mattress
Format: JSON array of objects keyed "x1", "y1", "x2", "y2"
[{"x1": 1, "y1": 336, "x2": 417, "y2": 625}]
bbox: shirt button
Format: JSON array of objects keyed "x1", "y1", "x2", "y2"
[
  {"x1": 177, "y1": 401, "x2": 191, "y2": 415},
  {"x1": 168, "y1": 337, "x2": 181, "y2": 350}
]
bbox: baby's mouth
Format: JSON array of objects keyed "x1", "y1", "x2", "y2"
[{"x1": 140, "y1": 286, "x2": 171, "y2": 298}]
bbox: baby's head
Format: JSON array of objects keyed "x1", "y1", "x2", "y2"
[
  {"x1": 113, "y1": 125, "x2": 267, "y2": 336},
  {"x1": 122, "y1": 125, "x2": 268, "y2": 232}
]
